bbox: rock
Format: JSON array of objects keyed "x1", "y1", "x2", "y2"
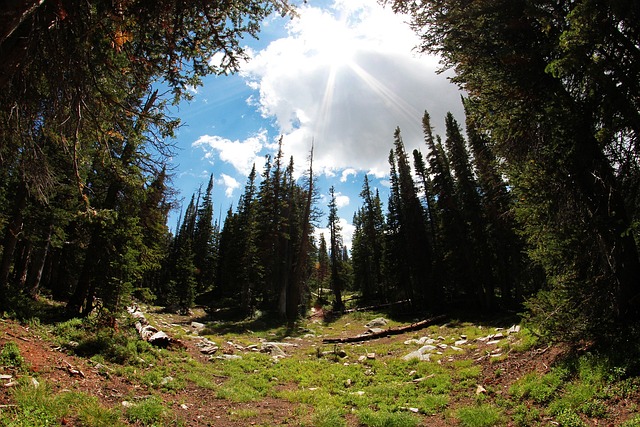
[
  {"x1": 365, "y1": 318, "x2": 388, "y2": 328},
  {"x1": 419, "y1": 345, "x2": 437, "y2": 352},
  {"x1": 404, "y1": 352, "x2": 430, "y2": 361},
  {"x1": 180, "y1": 404, "x2": 189, "y2": 410},
  {"x1": 437, "y1": 343, "x2": 448, "y2": 349},
  {"x1": 0, "y1": 375, "x2": 12, "y2": 380},
  {"x1": 476, "y1": 385, "x2": 487, "y2": 395},
  {"x1": 161, "y1": 376, "x2": 174, "y2": 385},
  {"x1": 486, "y1": 340, "x2": 501, "y2": 345},
  {"x1": 508, "y1": 325, "x2": 521, "y2": 334},
  {"x1": 29, "y1": 377, "x2": 39, "y2": 388},
  {"x1": 367, "y1": 327, "x2": 385, "y2": 334},
  {"x1": 197, "y1": 338, "x2": 219, "y2": 355},
  {"x1": 190, "y1": 322, "x2": 205, "y2": 332},
  {"x1": 261, "y1": 342, "x2": 286, "y2": 358},
  {"x1": 215, "y1": 354, "x2": 242, "y2": 361},
  {"x1": 121, "y1": 401, "x2": 134, "y2": 408},
  {"x1": 366, "y1": 353, "x2": 376, "y2": 360},
  {"x1": 455, "y1": 339, "x2": 468, "y2": 346},
  {"x1": 451, "y1": 346, "x2": 463, "y2": 352}
]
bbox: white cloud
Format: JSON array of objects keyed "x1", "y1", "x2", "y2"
[
  {"x1": 192, "y1": 130, "x2": 267, "y2": 176},
  {"x1": 336, "y1": 193, "x2": 350, "y2": 209},
  {"x1": 240, "y1": 0, "x2": 464, "y2": 178},
  {"x1": 340, "y1": 168, "x2": 357, "y2": 182},
  {"x1": 219, "y1": 174, "x2": 240, "y2": 198}
]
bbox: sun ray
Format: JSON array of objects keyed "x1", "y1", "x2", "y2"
[
  {"x1": 347, "y1": 61, "x2": 422, "y2": 125},
  {"x1": 314, "y1": 64, "x2": 339, "y2": 142}
]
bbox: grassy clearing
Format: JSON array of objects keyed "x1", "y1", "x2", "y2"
[{"x1": 2, "y1": 305, "x2": 640, "y2": 426}]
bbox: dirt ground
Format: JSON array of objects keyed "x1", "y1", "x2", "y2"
[{"x1": 0, "y1": 311, "x2": 638, "y2": 426}]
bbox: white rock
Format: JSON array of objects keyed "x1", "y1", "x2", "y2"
[
  {"x1": 365, "y1": 318, "x2": 388, "y2": 328},
  {"x1": 455, "y1": 339, "x2": 468, "y2": 346},
  {"x1": 403, "y1": 351, "x2": 431, "y2": 361},
  {"x1": 190, "y1": 321, "x2": 205, "y2": 330}
]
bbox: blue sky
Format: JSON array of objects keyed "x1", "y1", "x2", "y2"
[{"x1": 166, "y1": 0, "x2": 464, "y2": 247}]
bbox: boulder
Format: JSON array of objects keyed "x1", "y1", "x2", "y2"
[{"x1": 365, "y1": 317, "x2": 388, "y2": 328}]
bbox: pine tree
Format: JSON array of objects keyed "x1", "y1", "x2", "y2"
[
  {"x1": 392, "y1": 128, "x2": 435, "y2": 305},
  {"x1": 444, "y1": 112, "x2": 493, "y2": 309},
  {"x1": 328, "y1": 186, "x2": 345, "y2": 311},
  {"x1": 193, "y1": 175, "x2": 216, "y2": 294},
  {"x1": 237, "y1": 165, "x2": 261, "y2": 315},
  {"x1": 351, "y1": 175, "x2": 385, "y2": 302},
  {"x1": 394, "y1": 0, "x2": 640, "y2": 338}
]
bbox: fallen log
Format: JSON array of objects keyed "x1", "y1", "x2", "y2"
[
  {"x1": 322, "y1": 314, "x2": 447, "y2": 344},
  {"x1": 127, "y1": 306, "x2": 174, "y2": 348}
]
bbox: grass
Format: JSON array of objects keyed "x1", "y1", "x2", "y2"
[
  {"x1": 124, "y1": 396, "x2": 170, "y2": 426},
  {"x1": 0, "y1": 342, "x2": 25, "y2": 370},
  {"x1": 3, "y1": 380, "x2": 123, "y2": 427},
  {"x1": 456, "y1": 404, "x2": 504, "y2": 427}
]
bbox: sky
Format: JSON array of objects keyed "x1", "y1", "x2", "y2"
[{"x1": 167, "y1": 0, "x2": 464, "y2": 248}]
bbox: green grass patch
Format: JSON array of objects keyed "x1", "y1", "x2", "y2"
[
  {"x1": 509, "y1": 371, "x2": 563, "y2": 403},
  {"x1": 356, "y1": 409, "x2": 420, "y2": 427},
  {"x1": 0, "y1": 342, "x2": 25, "y2": 370},
  {"x1": 312, "y1": 406, "x2": 347, "y2": 427},
  {"x1": 456, "y1": 404, "x2": 504, "y2": 427},
  {"x1": 4, "y1": 380, "x2": 122, "y2": 427},
  {"x1": 124, "y1": 396, "x2": 169, "y2": 426}
]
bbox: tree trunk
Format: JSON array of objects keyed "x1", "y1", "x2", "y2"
[
  {"x1": 26, "y1": 224, "x2": 52, "y2": 298},
  {"x1": 0, "y1": 181, "x2": 27, "y2": 300}
]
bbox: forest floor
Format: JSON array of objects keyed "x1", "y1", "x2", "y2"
[{"x1": 1, "y1": 301, "x2": 640, "y2": 426}]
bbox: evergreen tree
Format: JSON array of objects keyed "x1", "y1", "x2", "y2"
[
  {"x1": 316, "y1": 233, "x2": 330, "y2": 303},
  {"x1": 392, "y1": 127, "x2": 434, "y2": 304},
  {"x1": 351, "y1": 175, "x2": 385, "y2": 302},
  {"x1": 328, "y1": 186, "x2": 345, "y2": 311},
  {"x1": 444, "y1": 112, "x2": 493, "y2": 309},
  {"x1": 391, "y1": 0, "x2": 640, "y2": 338},
  {"x1": 237, "y1": 165, "x2": 261, "y2": 315},
  {"x1": 193, "y1": 175, "x2": 216, "y2": 294}
]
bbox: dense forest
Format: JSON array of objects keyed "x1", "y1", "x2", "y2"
[{"x1": 1, "y1": 0, "x2": 639, "y2": 346}]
